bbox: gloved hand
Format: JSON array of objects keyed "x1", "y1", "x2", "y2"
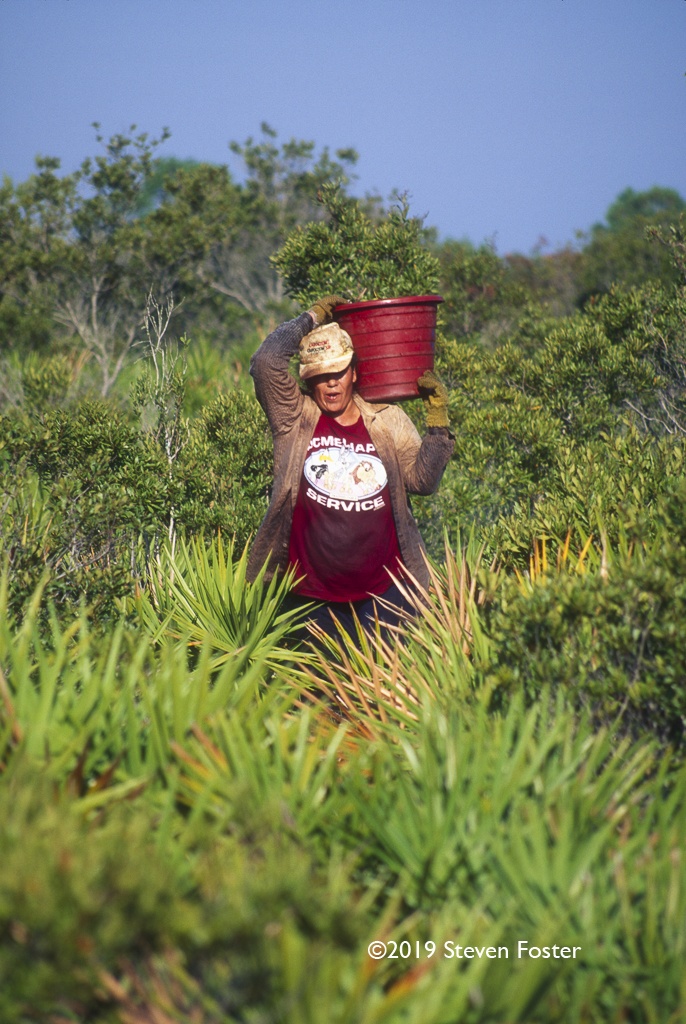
[
  {"x1": 417, "y1": 370, "x2": 450, "y2": 429},
  {"x1": 307, "y1": 294, "x2": 347, "y2": 326}
]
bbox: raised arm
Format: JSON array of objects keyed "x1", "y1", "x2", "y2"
[
  {"x1": 250, "y1": 296, "x2": 347, "y2": 435},
  {"x1": 249, "y1": 313, "x2": 313, "y2": 435}
]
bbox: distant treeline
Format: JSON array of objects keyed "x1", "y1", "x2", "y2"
[{"x1": 1, "y1": 122, "x2": 684, "y2": 394}]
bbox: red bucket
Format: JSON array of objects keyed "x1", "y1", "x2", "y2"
[{"x1": 334, "y1": 295, "x2": 443, "y2": 402}]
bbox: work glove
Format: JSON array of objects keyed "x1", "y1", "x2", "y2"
[
  {"x1": 417, "y1": 370, "x2": 450, "y2": 429},
  {"x1": 307, "y1": 294, "x2": 347, "y2": 326}
]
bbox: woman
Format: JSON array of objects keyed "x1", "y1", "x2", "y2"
[{"x1": 247, "y1": 295, "x2": 454, "y2": 639}]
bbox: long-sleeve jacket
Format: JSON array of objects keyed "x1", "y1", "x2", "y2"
[{"x1": 246, "y1": 313, "x2": 455, "y2": 589}]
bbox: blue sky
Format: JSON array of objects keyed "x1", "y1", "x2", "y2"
[{"x1": 1, "y1": 0, "x2": 684, "y2": 255}]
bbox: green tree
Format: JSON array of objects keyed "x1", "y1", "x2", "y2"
[
  {"x1": 134, "y1": 156, "x2": 202, "y2": 215},
  {"x1": 505, "y1": 244, "x2": 583, "y2": 320},
  {"x1": 0, "y1": 157, "x2": 76, "y2": 352},
  {"x1": 0, "y1": 125, "x2": 181, "y2": 395},
  {"x1": 273, "y1": 184, "x2": 439, "y2": 305},
  {"x1": 0, "y1": 123, "x2": 364, "y2": 386},
  {"x1": 433, "y1": 238, "x2": 529, "y2": 346},
  {"x1": 603, "y1": 186, "x2": 686, "y2": 230},
  {"x1": 578, "y1": 186, "x2": 686, "y2": 299},
  {"x1": 211, "y1": 123, "x2": 359, "y2": 321},
  {"x1": 140, "y1": 124, "x2": 361, "y2": 334}
]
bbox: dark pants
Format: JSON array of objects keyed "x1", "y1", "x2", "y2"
[{"x1": 287, "y1": 581, "x2": 417, "y2": 649}]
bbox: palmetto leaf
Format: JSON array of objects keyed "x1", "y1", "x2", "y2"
[
  {"x1": 294, "y1": 533, "x2": 493, "y2": 739},
  {"x1": 137, "y1": 532, "x2": 311, "y2": 672}
]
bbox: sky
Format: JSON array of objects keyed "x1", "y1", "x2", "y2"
[{"x1": 1, "y1": 0, "x2": 684, "y2": 256}]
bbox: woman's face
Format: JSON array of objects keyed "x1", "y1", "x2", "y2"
[{"x1": 309, "y1": 363, "x2": 357, "y2": 418}]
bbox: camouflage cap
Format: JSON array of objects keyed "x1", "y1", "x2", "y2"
[{"x1": 298, "y1": 323, "x2": 354, "y2": 380}]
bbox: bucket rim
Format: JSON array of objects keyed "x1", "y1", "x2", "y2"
[{"x1": 334, "y1": 294, "x2": 444, "y2": 314}]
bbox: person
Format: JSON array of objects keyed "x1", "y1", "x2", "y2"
[{"x1": 246, "y1": 294, "x2": 454, "y2": 642}]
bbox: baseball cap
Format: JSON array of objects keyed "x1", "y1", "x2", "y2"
[{"x1": 298, "y1": 323, "x2": 354, "y2": 380}]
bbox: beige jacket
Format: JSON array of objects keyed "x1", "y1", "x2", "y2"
[{"x1": 246, "y1": 313, "x2": 455, "y2": 589}]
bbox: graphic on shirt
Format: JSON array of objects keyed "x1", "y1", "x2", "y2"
[{"x1": 304, "y1": 445, "x2": 387, "y2": 500}]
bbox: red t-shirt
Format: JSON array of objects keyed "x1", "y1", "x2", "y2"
[{"x1": 288, "y1": 413, "x2": 403, "y2": 602}]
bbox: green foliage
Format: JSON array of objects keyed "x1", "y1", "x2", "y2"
[
  {"x1": 0, "y1": 781, "x2": 193, "y2": 1016},
  {"x1": 3, "y1": 128, "x2": 686, "y2": 1023},
  {"x1": 1, "y1": 575, "x2": 685, "y2": 1022},
  {"x1": 0, "y1": 123, "x2": 360, "y2": 387},
  {"x1": 136, "y1": 533, "x2": 307, "y2": 671},
  {"x1": 0, "y1": 156, "x2": 74, "y2": 353},
  {"x1": 482, "y1": 483, "x2": 686, "y2": 750},
  {"x1": 0, "y1": 356, "x2": 274, "y2": 619},
  {"x1": 142, "y1": 158, "x2": 269, "y2": 330},
  {"x1": 488, "y1": 427, "x2": 685, "y2": 564},
  {"x1": 134, "y1": 155, "x2": 202, "y2": 215},
  {"x1": 414, "y1": 277, "x2": 686, "y2": 563},
  {"x1": 0, "y1": 400, "x2": 170, "y2": 617},
  {"x1": 578, "y1": 186, "x2": 686, "y2": 299},
  {"x1": 603, "y1": 187, "x2": 686, "y2": 230},
  {"x1": 20, "y1": 352, "x2": 74, "y2": 407},
  {"x1": 144, "y1": 123, "x2": 361, "y2": 332},
  {"x1": 0, "y1": 570, "x2": 301, "y2": 788},
  {"x1": 273, "y1": 184, "x2": 440, "y2": 305},
  {"x1": 434, "y1": 238, "x2": 529, "y2": 346},
  {"x1": 0, "y1": 771, "x2": 369, "y2": 1022},
  {"x1": 229, "y1": 121, "x2": 359, "y2": 225},
  {"x1": 176, "y1": 388, "x2": 273, "y2": 542},
  {"x1": 180, "y1": 332, "x2": 250, "y2": 413},
  {"x1": 0, "y1": 126, "x2": 182, "y2": 395},
  {"x1": 648, "y1": 213, "x2": 686, "y2": 283},
  {"x1": 506, "y1": 245, "x2": 584, "y2": 319},
  {"x1": 431, "y1": 187, "x2": 686, "y2": 331}
]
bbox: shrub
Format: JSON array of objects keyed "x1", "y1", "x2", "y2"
[
  {"x1": 415, "y1": 280, "x2": 686, "y2": 563},
  {"x1": 176, "y1": 389, "x2": 273, "y2": 544},
  {"x1": 481, "y1": 484, "x2": 686, "y2": 750},
  {"x1": 0, "y1": 400, "x2": 170, "y2": 618},
  {"x1": 2, "y1": 568, "x2": 686, "y2": 1022},
  {"x1": 0, "y1": 379, "x2": 275, "y2": 621},
  {"x1": 272, "y1": 184, "x2": 440, "y2": 305}
]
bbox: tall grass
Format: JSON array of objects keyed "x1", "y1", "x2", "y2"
[
  {"x1": 1, "y1": 542, "x2": 685, "y2": 1022},
  {"x1": 136, "y1": 532, "x2": 310, "y2": 671}
]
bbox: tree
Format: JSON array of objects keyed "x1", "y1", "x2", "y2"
[
  {"x1": 505, "y1": 245, "x2": 583, "y2": 320},
  {"x1": 0, "y1": 125, "x2": 182, "y2": 395},
  {"x1": 272, "y1": 184, "x2": 439, "y2": 305},
  {"x1": 0, "y1": 123, "x2": 365, "y2": 375},
  {"x1": 578, "y1": 186, "x2": 686, "y2": 300},
  {"x1": 134, "y1": 156, "x2": 202, "y2": 216},
  {"x1": 205, "y1": 123, "x2": 359, "y2": 321},
  {"x1": 139, "y1": 124, "x2": 361, "y2": 332},
  {"x1": 0, "y1": 157, "x2": 75, "y2": 352},
  {"x1": 432, "y1": 238, "x2": 529, "y2": 346},
  {"x1": 603, "y1": 187, "x2": 685, "y2": 231}
]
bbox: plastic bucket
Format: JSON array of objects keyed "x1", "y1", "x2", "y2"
[{"x1": 334, "y1": 295, "x2": 443, "y2": 402}]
